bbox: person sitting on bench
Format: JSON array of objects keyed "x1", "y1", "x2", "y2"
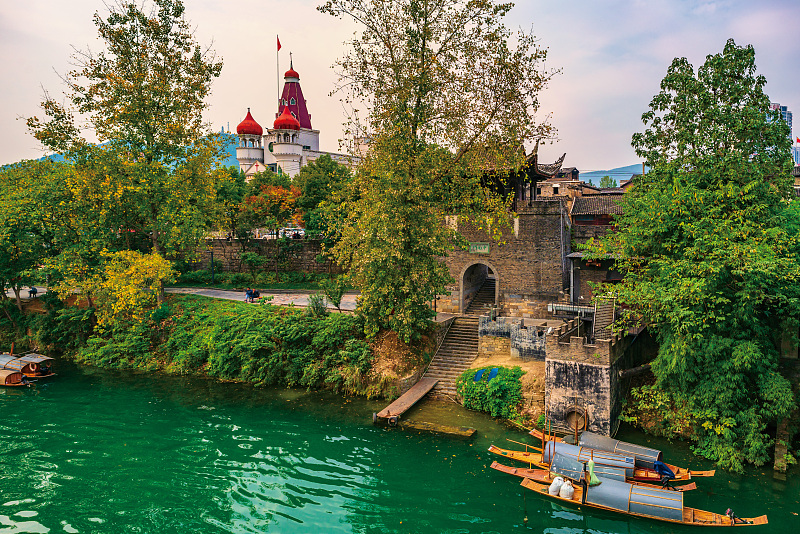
[{"x1": 28, "y1": 287, "x2": 38, "y2": 298}]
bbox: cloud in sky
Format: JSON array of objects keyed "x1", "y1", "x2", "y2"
[{"x1": 1, "y1": 0, "x2": 797, "y2": 171}]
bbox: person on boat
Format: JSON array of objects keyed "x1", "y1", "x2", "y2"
[
  {"x1": 726, "y1": 508, "x2": 750, "y2": 525},
  {"x1": 654, "y1": 461, "x2": 676, "y2": 490}
]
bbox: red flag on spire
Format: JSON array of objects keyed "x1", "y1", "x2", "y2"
[
  {"x1": 796, "y1": 136, "x2": 800, "y2": 143},
  {"x1": 277, "y1": 36, "x2": 282, "y2": 51}
]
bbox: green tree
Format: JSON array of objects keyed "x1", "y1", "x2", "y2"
[
  {"x1": 599, "y1": 175, "x2": 617, "y2": 188},
  {"x1": 318, "y1": 0, "x2": 556, "y2": 341},
  {"x1": 594, "y1": 39, "x2": 798, "y2": 471},
  {"x1": 26, "y1": 0, "x2": 225, "y2": 256},
  {"x1": 0, "y1": 160, "x2": 74, "y2": 312},
  {"x1": 292, "y1": 155, "x2": 352, "y2": 238},
  {"x1": 214, "y1": 166, "x2": 248, "y2": 238}
]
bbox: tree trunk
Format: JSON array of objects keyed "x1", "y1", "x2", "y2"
[{"x1": 12, "y1": 286, "x2": 22, "y2": 312}]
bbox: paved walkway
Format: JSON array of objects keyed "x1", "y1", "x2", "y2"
[
  {"x1": 165, "y1": 287, "x2": 359, "y2": 311},
  {"x1": 3, "y1": 286, "x2": 47, "y2": 300}
]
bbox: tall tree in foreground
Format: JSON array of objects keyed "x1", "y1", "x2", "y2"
[
  {"x1": 594, "y1": 39, "x2": 798, "y2": 471},
  {"x1": 27, "y1": 0, "x2": 224, "y2": 256},
  {"x1": 318, "y1": 0, "x2": 556, "y2": 341}
]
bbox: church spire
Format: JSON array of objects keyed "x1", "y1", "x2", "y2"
[{"x1": 277, "y1": 57, "x2": 311, "y2": 129}]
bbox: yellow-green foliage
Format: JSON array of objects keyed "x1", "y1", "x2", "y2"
[
  {"x1": 69, "y1": 295, "x2": 382, "y2": 397},
  {"x1": 50, "y1": 250, "x2": 176, "y2": 329}
]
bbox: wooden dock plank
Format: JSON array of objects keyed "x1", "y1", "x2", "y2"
[
  {"x1": 397, "y1": 420, "x2": 476, "y2": 437},
  {"x1": 377, "y1": 377, "x2": 438, "y2": 419}
]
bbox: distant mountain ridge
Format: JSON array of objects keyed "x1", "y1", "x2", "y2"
[{"x1": 580, "y1": 164, "x2": 646, "y2": 186}]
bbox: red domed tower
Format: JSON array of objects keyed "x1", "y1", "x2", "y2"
[
  {"x1": 276, "y1": 59, "x2": 312, "y2": 130},
  {"x1": 236, "y1": 108, "x2": 265, "y2": 171}
]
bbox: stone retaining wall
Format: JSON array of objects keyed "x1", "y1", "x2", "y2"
[
  {"x1": 544, "y1": 319, "x2": 640, "y2": 436},
  {"x1": 198, "y1": 239, "x2": 337, "y2": 274},
  {"x1": 478, "y1": 316, "x2": 547, "y2": 361}
]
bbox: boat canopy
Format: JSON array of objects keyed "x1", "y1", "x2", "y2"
[
  {"x1": 0, "y1": 353, "x2": 54, "y2": 371},
  {"x1": 0, "y1": 369, "x2": 25, "y2": 386},
  {"x1": 543, "y1": 441, "x2": 635, "y2": 477},
  {"x1": 549, "y1": 453, "x2": 627, "y2": 483},
  {"x1": 580, "y1": 431, "x2": 663, "y2": 470},
  {"x1": 586, "y1": 476, "x2": 683, "y2": 522}
]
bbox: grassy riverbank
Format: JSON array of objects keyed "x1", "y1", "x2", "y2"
[{"x1": 5, "y1": 294, "x2": 409, "y2": 398}]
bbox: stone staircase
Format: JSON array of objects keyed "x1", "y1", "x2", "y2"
[
  {"x1": 424, "y1": 316, "x2": 480, "y2": 397},
  {"x1": 593, "y1": 299, "x2": 616, "y2": 339},
  {"x1": 465, "y1": 277, "x2": 496, "y2": 316}
]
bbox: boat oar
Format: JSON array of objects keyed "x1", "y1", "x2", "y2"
[{"x1": 505, "y1": 438, "x2": 542, "y2": 452}]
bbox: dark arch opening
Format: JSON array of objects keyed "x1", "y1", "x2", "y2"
[{"x1": 459, "y1": 261, "x2": 498, "y2": 314}]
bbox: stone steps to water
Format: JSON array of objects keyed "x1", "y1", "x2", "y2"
[{"x1": 424, "y1": 316, "x2": 480, "y2": 397}]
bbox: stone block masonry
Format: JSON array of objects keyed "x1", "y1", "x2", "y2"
[
  {"x1": 544, "y1": 318, "x2": 635, "y2": 435},
  {"x1": 442, "y1": 201, "x2": 570, "y2": 316},
  {"x1": 198, "y1": 239, "x2": 339, "y2": 274},
  {"x1": 478, "y1": 316, "x2": 550, "y2": 361}
]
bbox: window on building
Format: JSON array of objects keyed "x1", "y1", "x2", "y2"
[
  {"x1": 291, "y1": 111, "x2": 297, "y2": 118},
  {"x1": 553, "y1": 185, "x2": 560, "y2": 194},
  {"x1": 290, "y1": 97, "x2": 296, "y2": 105}
]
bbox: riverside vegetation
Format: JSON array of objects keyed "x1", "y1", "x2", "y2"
[{"x1": 9, "y1": 293, "x2": 399, "y2": 398}]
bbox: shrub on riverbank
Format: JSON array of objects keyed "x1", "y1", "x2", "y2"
[
  {"x1": 456, "y1": 366, "x2": 525, "y2": 421},
  {"x1": 25, "y1": 294, "x2": 389, "y2": 397}
]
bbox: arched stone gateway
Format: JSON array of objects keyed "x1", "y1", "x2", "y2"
[{"x1": 459, "y1": 261, "x2": 499, "y2": 314}]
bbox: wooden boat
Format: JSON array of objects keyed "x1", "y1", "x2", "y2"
[
  {"x1": 0, "y1": 369, "x2": 32, "y2": 387},
  {"x1": 490, "y1": 461, "x2": 697, "y2": 491},
  {"x1": 489, "y1": 442, "x2": 702, "y2": 484},
  {"x1": 0, "y1": 352, "x2": 56, "y2": 378},
  {"x1": 520, "y1": 473, "x2": 766, "y2": 527},
  {"x1": 529, "y1": 428, "x2": 716, "y2": 482}
]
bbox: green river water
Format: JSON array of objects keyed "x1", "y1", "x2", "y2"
[{"x1": 1, "y1": 361, "x2": 797, "y2": 533}]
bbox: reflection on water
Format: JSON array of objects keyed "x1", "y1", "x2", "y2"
[{"x1": 0, "y1": 360, "x2": 796, "y2": 533}]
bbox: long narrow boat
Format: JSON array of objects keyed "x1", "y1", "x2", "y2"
[
  {"x1": 529, "y1": 428, "x2": 715, "y2": 482},
  {"x1": 0, "y1": 352, "x2": 56, "y2": 378},
  {"x1": 0, "y1": 369, "x2": 32, "y2": 387},
  {"x1": 490, "y1": 461, "x2": 697, "y2": 492},
  {"x1": 520, "y1": 474, "x2": 766, "y2": 527},
  {"x1": 489, "y1": 443, "x2": 699, "y2": 484}
]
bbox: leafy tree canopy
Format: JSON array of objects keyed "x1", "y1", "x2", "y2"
[
  {"x1": 292, "y1": 155, "x2": 352, "y2": 237},
  {"x1": 26, "y1": 0, "x2": 225, "y2": 256},
  {"x1": 599, "y1": 175, "x2": 617, "y2": 188},
  {"x1": 319, "y1": 0, "x2": 557, "y2": 341},
  {"x1": 593, "y1": 39, "x2": 797, "y2": 471}
]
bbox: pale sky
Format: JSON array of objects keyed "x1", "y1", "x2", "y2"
[{"x1": 1, "y1": 0, "x2": 798, "y2": 171}]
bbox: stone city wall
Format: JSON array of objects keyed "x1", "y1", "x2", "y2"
[
  {"x1": 443, "y1": 201, "x2": 569, "y2": 314},
  {"x1": 478, "y1": 336, "x2": 511, "y2": 360},
  {"x1": 544, "y1": 319, "x2": 633, "y2": 435},
  {"x1": 478, "y1": 316, "x2": 548, "y2": 361},
  {"x1": 198, "y1": 239, "x2": 338, "y2": 274}
]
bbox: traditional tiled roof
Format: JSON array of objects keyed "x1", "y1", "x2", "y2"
[
  {"x1": 571, "y1": 195, "x2": 623, "y2": 216},
  {"x1": 534, "y1": 152, "x2": 566, "y2": 177}
]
